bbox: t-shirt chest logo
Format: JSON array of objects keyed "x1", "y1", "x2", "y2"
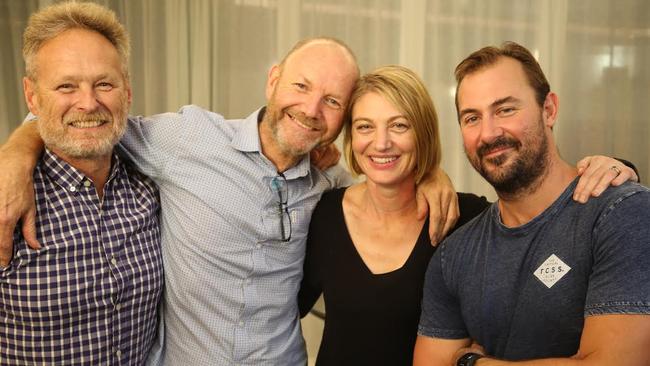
[{"x1": 533, "y1": 254, "x2": 572, "y2": 288}]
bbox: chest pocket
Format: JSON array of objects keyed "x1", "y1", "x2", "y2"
[{"x1": 262, "y1": 207, "x2": 309, "y2": 266}]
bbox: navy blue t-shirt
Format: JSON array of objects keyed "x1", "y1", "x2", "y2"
[{"x1": 418, "y1": 179, "x2": 650, "y2": 360}]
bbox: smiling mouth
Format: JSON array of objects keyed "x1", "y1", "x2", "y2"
[
  {"x1": 286, "y1": 111, "x2": 320, "y2": 131},
  {"x1": 68, "y1": 120, "x2": 108, "y2": 129},
  {"x1": 482, "y1": 146, "x2": 511, "y2": 157},
  {"x1": 370, "y1": 156, "x2": 398, "y2": 164},
  {"x1": 478, "y1": 138, "x2": 520, "y2": 159}
]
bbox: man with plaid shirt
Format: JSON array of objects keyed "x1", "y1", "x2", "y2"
[{"x1": 0, "y1": 2, "x2": 162, "y2": 365}]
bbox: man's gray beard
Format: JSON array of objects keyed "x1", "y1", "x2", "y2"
[
  {"x1": 265, "y1": 104, "x2": 320, "y2": 158},
  {"x1": 38, "y1": 110, "x2": 127, "y2": 160}
]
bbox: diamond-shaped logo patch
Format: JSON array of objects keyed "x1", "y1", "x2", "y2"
[{"x1": 534, "y1": 254, "x2": 571, "y2": 288}]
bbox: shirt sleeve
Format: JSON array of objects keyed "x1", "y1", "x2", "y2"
[
  {"x1": 585, "y1": 188, "x2": 650, "y2": 315},
  {"x1": 418, "y1": 244, "x2": 469, "y2": 339},
  {"x1": 117, "y1": 110, "x2": 190, "y2": 179},
  {"x1": 322, "y1": 163, "x2": 355, "y2": 189}
]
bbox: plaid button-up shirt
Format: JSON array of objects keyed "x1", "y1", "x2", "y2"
[{"x1": 0, "y1": 149, "x2": 163, "y2": 365}]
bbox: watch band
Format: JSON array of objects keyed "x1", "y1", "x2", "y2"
[{"x1": 457, "y1": 352, "x2": 484, "y2": 366}]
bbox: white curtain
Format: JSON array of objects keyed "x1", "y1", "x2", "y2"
[
  {"x1": 2, "y1": 0, "x2": 648, "y2": 198},
  {"x1": 0, "y1": 0, "x2": 38, "y2": 143}
]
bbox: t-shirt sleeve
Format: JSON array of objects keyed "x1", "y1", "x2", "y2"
[
  {"x1": 417, "y1": 244, "x2": 469, "y2": 339},
  {"x1": 117, "y1": 109, "x2": 191, "y2": 179},
  {"x1": 585, "y1": 188, "x2": 650, "y2": 316}
]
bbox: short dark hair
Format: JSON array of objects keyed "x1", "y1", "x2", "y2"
[{"x1": 454, "y1": 41, "x2": 550, "y2": 116}]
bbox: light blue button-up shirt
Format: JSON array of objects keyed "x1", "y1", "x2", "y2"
[{"x1": 120, "y1": 105, "x2": 351, "y2": 365}]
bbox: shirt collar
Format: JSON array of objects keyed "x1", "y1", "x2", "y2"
[
  {"x1": 41, "y1": 148, "x2": 122, "y2": 192},
  {"x1": 230, "y1": 107, "x2": 265, "y2": 153},
  {"x1": 230, "y1": 107, "x2": 314, "y2": 186}
]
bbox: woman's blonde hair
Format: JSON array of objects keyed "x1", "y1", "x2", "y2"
[{"x1": 344, "y1": 65, "x2": 441, "y2": 183}]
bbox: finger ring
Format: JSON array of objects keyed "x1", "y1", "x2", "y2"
[{"x1": 610, "y1": 165, "x2": 621, "y2": 178}]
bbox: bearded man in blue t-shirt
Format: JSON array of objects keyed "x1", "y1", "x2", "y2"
[{"x1": 414, "y1": 41, "x2": 650, "y2": 366}]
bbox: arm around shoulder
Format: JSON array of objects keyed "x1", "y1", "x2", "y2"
[
  {"x1": 117, "y1": 112, "x2": 189, "y2": 178},
  {"x1": 118, "y1": 107, "x2": 222, "y2": 178},
  {"x1": 1, "y1": 120, "x2": 43, "y2": 168},
  {"x1": 0, "y1": 120, "x2": 43, "y2": 265},
  {"x1": 321, "y1": 163, "x2": 355, "y2": 189}
]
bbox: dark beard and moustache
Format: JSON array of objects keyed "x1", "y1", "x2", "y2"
[{"x1": 468, "y1": 122, "x2": 549, "y2": 197}]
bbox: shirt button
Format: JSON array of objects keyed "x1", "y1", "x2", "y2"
[
  {"x1": 116, "y1": 349, "x2": 122, "y2": 357},
  {"x1": 238, "y1": 321, "x2": 244, "y2": 327},
  {"x1": 116, "y1": 303, "x2": 122, "y2": 311},
  {"x1": 111, "y1": 257, "x2": 118, "y2": 266},
  {"x1": 256, "y1": 244, "x2": 262, "y2": 249},
  {"x1": 69, "y1": 186, "x2": 77, "y2": 192},
  {"x1": 83, "y1": 180, "x2": 92, "y2": 187}
]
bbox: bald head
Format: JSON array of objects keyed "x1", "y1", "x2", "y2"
[
  {"x1": 260, "y1": 37, "x2": 360, "y2": 171},
  {"x1": 280, "y1": 37, "x2": 360, "y2": 79}
]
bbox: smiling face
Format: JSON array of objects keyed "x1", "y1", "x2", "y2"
[
  {"x1": 261, "y1": 41, "x2": 358, "y2": 169},
  {"x1": 23, "y1": 28, "x2": 131, "y2": 161},
  {"x1": 350, "y1": 91, "x2": 417, "y2": 188},
  {"x1": 457, "y1": 57, "x2": 556, "y2": 195}
]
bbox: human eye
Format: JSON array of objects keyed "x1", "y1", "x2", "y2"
[
  {"x1": 353, "y1": 122, "x2": 373, "y2": 133},
  {"x1": 56, "y1": 83, "x2": 75, "y2": 93},
  {"x1": 391, "y1": 120, "x2": 410, "y2": 133},
  {"x1": 462, "y1": 114, "x2": 480, "y2": 126},
  {"x1": 96, "y1": 81, "x2": 114, "y2": 91},
  {"x1": 496, "y1": 106, "x2": 517, "y2": 117},
  {"x1": 324, "y1": 97, "x2": 342, "y2": 110},
  {"x1": 293, "y1": 82, "x2": 308, "y2": 91}
]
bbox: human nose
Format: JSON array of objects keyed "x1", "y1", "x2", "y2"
[
  {"x1": 75, "y1": 86, "x2": 100, "y2": 112},
  {"x1": 374, "y1": 127, "x2": 392, "y2": 151},
  {"x1": 303, "y1": 93, "x2": 322, "y2": 119},
  {"x1": 479, "y1": 116, "x2": 503, "y2": 143}
]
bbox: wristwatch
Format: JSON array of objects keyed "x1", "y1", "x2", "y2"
[{"x1": 457, "y1": 352, "x2": 484, "y2": 366}]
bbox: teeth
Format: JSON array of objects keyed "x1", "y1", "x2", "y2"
[
  {"x1": 69, "y1": 120, "x2": 105, "y2": 128},
  {"x1": 371, "y1": 156, "x2": 397, "y2": 164},
  {"x1": 287, "y1": 112, "x2": 317, "y2": 131}
]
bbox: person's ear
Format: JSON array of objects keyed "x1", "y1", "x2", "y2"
[
  {"x1": 265, "y1": 64, "x2": 281, "y2": 100},
  {"x1": 543, "y1": 92, "x2": 559, "y2": 129},
  {"x1": 23, "y1": 77, "x2": 41, "y2": 116}
]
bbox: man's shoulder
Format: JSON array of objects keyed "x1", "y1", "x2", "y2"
[
  {"x1": 575, "y1": 181, "x2": 650, "y2": 218},
  {"x1": 121, "y1": 159, "x2": 159, "y2": 193},
  {"x1": 440, "y1": 203, "x2": 496, "y2": 253},
  {"x1": 132, "y1": 105, "x2": 229, "y2": 128},
  {"x1": 124, "y1": 105, "x2": 259, "y2": 153},
  {"x1": 598, "y1": 181, "x2": 649, "y2": 200}
]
